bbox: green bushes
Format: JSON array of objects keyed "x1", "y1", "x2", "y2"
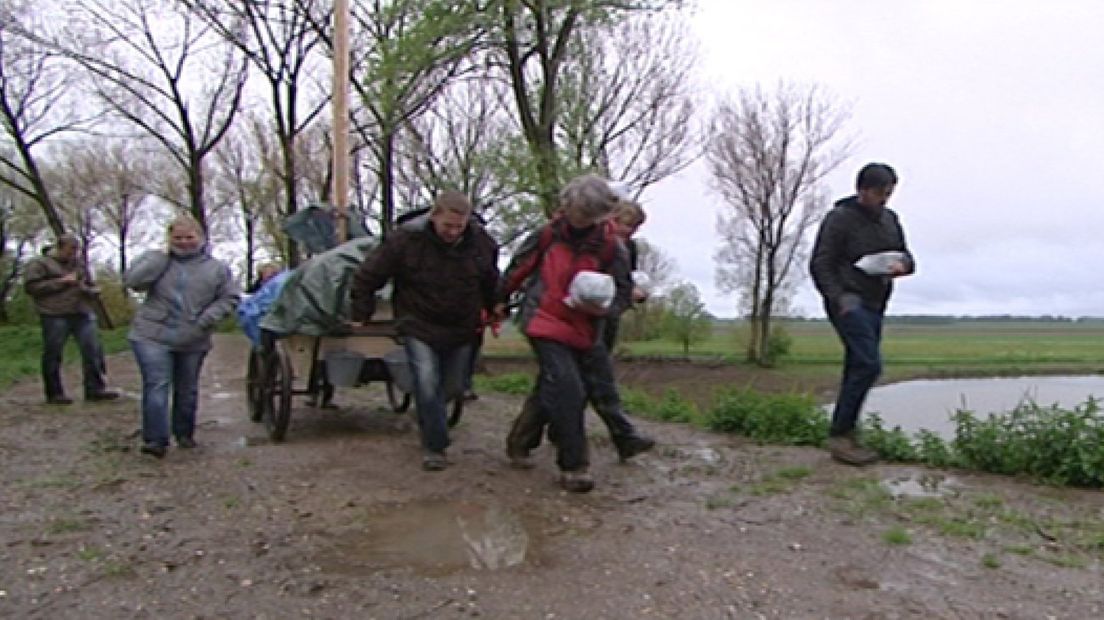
[
  {"x1": 476, "y1": 372, "x2": 1104, "y2": 488},
  {"x1": 851, "y1": 401, "x2": 1104, "y2": 487},
  {"x1": 705, "y1": 388, "x2": 826, "y2": 445}
]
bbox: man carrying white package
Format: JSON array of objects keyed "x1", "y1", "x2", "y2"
[{"x1": 810, "y1": 162, "x2": 916, "y2": 466}]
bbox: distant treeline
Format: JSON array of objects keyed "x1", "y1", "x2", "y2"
[{"x1": 718, "y1": 315, "x2": 1104, "y2": 325}]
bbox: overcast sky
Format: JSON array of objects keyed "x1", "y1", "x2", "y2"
[{"x1": 641, "y1": 0, "x2": 1104, "y2": 318}]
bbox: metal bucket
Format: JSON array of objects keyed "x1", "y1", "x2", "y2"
[
  {"x1": 382, "y1": 348, "x2": 414, "y2": 394},
  {"x1": 324, "y1": 350, "x2": 366, "y2": 387}
]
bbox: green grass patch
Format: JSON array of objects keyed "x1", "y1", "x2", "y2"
[
  {"x1": 78, "y1": 546, "x2": 106, "y2": 562},
  {"x1": 882, "y1": 526, "x2": 912, "y2": 545},
  {"x1": 46, "y1": 517, "x2": 90, "y2": 535},
  {"x1": 0, "y1": 325, "x2": 130, "y2": 389}
]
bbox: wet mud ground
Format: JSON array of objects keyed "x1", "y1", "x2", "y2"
[{"x1": 1, "y1": 335, "x2": 1102, "y2": 618}]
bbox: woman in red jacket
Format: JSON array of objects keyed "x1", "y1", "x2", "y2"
[{"x1": 496, "y1": 175, "x2": 635, "y2": 492}]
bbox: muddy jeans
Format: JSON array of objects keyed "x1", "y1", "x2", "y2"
[
  {"x1": 40, "y1": 313, "x2": 107, "y2": 400},
  {"x1": 514, "y1": 339, "x2": 637, "y2": 471},
  {"x1": 827, "y1": 304, "x2": 884, "y2": 437},
  {"x1": 404, "y1": 336, "x2": 471, "y2": 454}
]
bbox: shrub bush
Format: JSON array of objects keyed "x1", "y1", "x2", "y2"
[{"x1": 705, "y1": 388, "x2": 826, "y2": 445}]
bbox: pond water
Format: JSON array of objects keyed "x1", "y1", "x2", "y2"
[{"x1": 855, "y1": 375, "x2": 1104, "y2": 438}]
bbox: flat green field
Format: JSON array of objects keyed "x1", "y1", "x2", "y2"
[{"x1": 482, "y1": 319, "x2": 1104, "y2": 384}]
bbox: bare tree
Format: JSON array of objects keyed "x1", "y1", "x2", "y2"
[
  {"x1": 558, "y1": 12, "x2": 700, "y2": 198},
  {"x1": 182, "y1": 0, "x2": 329, "y2": 265},
  {"x1": 0, "y1": 184, "x2": 46, "y2": 322},
  {"x1": 486, "y1": 0, "x2": 684, "y2": 216},
  {"x1": 338, "y1": 0, "x2": 481, "y2": 234},
  {"x1": 707, "y1": 83, "x2": 851, "y2": 366},
  {"x1": 397, "y1": 76, "x2": 538, "y2": 248},
  {"x1": 40, "y1": 0, "x2": 249, "y2": 230},
  {"x1": 56, "y1": 139, "x2": 158, "y2": 275},
  {"x1": 0, "y1": 0, "x2": 85, "y2": 235},
  {"x1": 209, "y1": 114, "x2": 285, "y2": 282}
]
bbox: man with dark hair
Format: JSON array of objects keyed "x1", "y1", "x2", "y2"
[
  {"x1": 23, "y1": 234, "x2": 119, "y2": 405},
  {"x1": 810, "y1": 162, "x2": 915, "y2": 465},
  {"x1": 350, "y1": 191, "x2": 499, "y2": 471}
]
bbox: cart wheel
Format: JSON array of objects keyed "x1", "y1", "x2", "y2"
[
  {"x1": 447, "y1": 398, "x2": 464, "y2": 428},
  {"x1": 385, "y1": 380, "x2": 412, "y2": 412},
  {"x1": 264, "y1": 343, "x2": 293, "y2": 442},
  {"x1": 246, "y1": 348, "x2": 265, "y2": 422}
]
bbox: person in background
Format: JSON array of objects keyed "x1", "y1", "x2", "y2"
[
  {"x1": 497, "y1": 174, "x2": 653, "y2": 493},
  {"x1": 810, "y1": 162, "x2": 915, "y2": 466},
  {"x1": 350, "y1": 191, "x2": 500, "y2": 472},
  {"x1": 124, "y1": 214, "x2": 241, "y2": 458},
  {"x1": 247, "y1": 262, "x2": 282, "y2": 294},
  {"x1": 603, "y1": 199, "x2": 649, "y2": 352},
  {"x1": 23, "y1": 234, "x2": 119, "y2": 405}
]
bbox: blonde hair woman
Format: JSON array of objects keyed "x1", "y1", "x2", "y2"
[{"x1": 123, "y1": 214, "x2": 241, "y2": 457}]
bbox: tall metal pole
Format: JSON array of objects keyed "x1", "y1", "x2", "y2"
[{"x1": 333, "y1": 0, "x2": 350, "y2": 242}]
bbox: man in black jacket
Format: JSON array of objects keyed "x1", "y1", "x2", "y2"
[
  {"x1": 810, "y1": 163, "x2": 915, "y2": 465},
  {"x1": 351, "y1": 191, "x2": 499, "y2": 471}
]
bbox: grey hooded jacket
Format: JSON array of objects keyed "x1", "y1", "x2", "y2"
[{"x1": 124, "y1": 248, "x2": 241, "y2": 351}]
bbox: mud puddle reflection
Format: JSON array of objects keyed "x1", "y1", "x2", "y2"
[
  {"x1": 883, "y1": 470, "x2": 964, "y2": 499},
  {"x1": 318, "y1": 500, "x2": 538, "y2": 576}
]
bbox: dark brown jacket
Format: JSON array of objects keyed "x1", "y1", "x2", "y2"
[
  {"x1": 350, "y1": 214, "x2": 499, "y2": 346},
  {"x1": 23, "y1": 253, "x2": 96, "y2": 316}
]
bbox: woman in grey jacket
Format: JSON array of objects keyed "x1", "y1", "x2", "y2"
[{"x1": 124, "y1": 214, "x2": 241, "y2": 457}]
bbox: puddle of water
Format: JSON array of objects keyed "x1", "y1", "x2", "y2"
[
  {"x1": 209, "y1": 392, "x2": 235, "y2": 400},
  {"x1": 849, "y1": 375, "x2": 1104, "y2": 438},
  {"x1": 882, "y1": 471, "x2": 962, "y2": 499},
  {"x1": 317, "y1": 500, "x2": 535, "y2": 577}
]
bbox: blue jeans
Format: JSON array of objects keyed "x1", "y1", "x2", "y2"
[
  {"x1": 404, "y1": 336, "x2": 471, "y2": 453},
  {"x1": 40, "y1": 313, "x2": 107, "y2": 399},
  {"x1": 130, "y1": 340, "x2": 208, "y2": 447},
  {"x1": 827, "y1": 305, "x2": 884, "y2": 437}
]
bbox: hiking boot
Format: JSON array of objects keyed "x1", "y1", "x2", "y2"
[
  {"x1": 176, "y1": 437, "x2": 197, "y2": 449},
  {"x1": 827, "y1": 435, "x2": 879, "y2": 466},
  {"x1": 422, "y1": 451, "x2": 448, "y2": 471},
  {"x1": 462, "y1": 390, "x2": 479, "y2": 402},
  {"x1": 86, "y1": 390, "x2": 121, "y2": 402},
  {"x1": 560, "y1": 470, "x2": 595, "y2": 493},
  {"x1": 46, "y1": 395, "x2": 74, "y2": 405},
  {"x1": 614, "y1": 433, "x2": 656, "y2": 462},
  {"x1": 140, "y1": 442, "x2": 167, "y2": 459}
]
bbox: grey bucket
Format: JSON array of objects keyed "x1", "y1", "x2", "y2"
[
  {"x1": 383, "y1": 348, "x2": 414, "y2": 394},
  {"x1": 324, "y1": 350, "x2": 365, "y2": 387}
]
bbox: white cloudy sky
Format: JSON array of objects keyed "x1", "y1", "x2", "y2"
[{"x1": 641, "y1": 0, "x2": 1104, "y2": 318}]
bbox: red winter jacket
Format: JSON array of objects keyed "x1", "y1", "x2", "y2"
[{"x1": 498, "y1": 217, "x2": 631, "y2": 350}]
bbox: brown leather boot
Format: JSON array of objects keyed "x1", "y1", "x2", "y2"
[{"x1": 827, "y1": 435, "x2": 879, "y2": 466}]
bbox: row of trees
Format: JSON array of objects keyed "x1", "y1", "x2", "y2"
[{"x1": 1, "y1": 0, "x2": 852, "y2": 364}]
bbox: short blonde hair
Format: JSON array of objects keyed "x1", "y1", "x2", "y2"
[
  {"x1": 611, "y1": 200, "x2": 646, "y2": 227},
  {"x1": 167, "y1": 213, "x2": 206, "y2": 243}
]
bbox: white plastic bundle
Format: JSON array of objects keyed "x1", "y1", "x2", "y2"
[
  {"x1": 564, "y1": 270, "x2": 615, "y2": 309},
  {"x1": 631, "y1": 270, "x2": 652, "y2": 294},
  {"x1": 853, "y1": 251, "x2": 906, "y2": 275}
]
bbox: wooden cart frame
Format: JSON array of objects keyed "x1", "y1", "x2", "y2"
[{"x1": 244, "y1": 320, "x2": 464, "y2": 441}]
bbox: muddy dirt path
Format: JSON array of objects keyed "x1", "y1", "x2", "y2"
[{"x1": 1, "y1": 335, "x2": 1101, "y2": 619}]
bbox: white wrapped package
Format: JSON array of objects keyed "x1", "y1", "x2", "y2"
[
  {"x1": 631, "y1": 270, "x2": 652, "y2": 294},
  {"x1": 564, "y1": 270, "x2": 615, "y2": 309},
  {"x1": 853, "y1": 251, "x2": 906, "y2": 275}
]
